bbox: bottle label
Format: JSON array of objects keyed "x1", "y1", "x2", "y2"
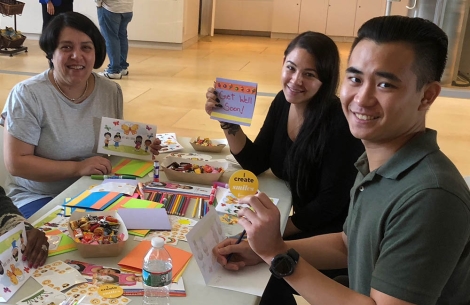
[{"x1": 142, "y1": 268, "x2": 172, "y2": 287}]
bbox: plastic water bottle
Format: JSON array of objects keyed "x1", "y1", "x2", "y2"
[{"x1": 142, "y1": 237, "x2": 173, "y2": 305}]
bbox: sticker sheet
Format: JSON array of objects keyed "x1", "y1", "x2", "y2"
[
  {"x1": 97, "y1": 117, "x2": 156, "y2": 161},
  {"x1": 214, "y1": 187, "x2": 279, "y2": 216},
  {"x1": 0, "y1": 222, "x2": 29, "y2": 302},
  {"x1": 32, "y1": 260, "x2": 88, "y2": 292},
  {"x1": 135, "y1": 216, "x2": 198, "y2": 245},
  {"x1": 156, "y1": 133, "x2": 183, "y2": 153},
  {"x1": 167, "y1": 152, "x2": 212, "y2": 161},
  {"x1": 32, "y1": 206, "x2": 69, "y2": 235},
  {"x1": 62, "y1": 282, "x2": 131, "y2": 305},
  {"x1": 16, "y1": 286, "x2": 67, "y2": 305}
]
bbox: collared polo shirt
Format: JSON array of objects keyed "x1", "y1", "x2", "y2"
[{"x1": 344, "y1": 129, "x2": 470, "y2": 305}]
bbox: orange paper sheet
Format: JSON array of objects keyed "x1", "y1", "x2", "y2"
[{"x1": 118, "y1": 240, "x2": 192, "y2": 281}]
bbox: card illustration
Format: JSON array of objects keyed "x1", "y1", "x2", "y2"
[{"x1": 98, "y1": 117, "x2": 157, "y2": 161}]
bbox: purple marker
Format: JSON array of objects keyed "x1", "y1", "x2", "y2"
[{"x1": 213, "y1": 181, "x2": 228, "y2": 188}]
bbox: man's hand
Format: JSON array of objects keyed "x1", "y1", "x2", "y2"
[
  {"x1": 212, "y1": 239, "x2": 263, "y2": 271},
  {"x1": 24, "y1": 228, "x2": 48, "y2": 268},
  {"x1": 237, "y1": 193, "x2": 289, "y2": 262},
  {"x1": 46, "y1": 1, "x2": 54, "y2": 15}
]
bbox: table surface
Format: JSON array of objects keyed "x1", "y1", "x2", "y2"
[{"x1": 11, "y1": 137, "x2": 292, "y2": 305}]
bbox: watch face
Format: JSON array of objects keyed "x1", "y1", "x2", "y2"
[{"x1": 272, "y1": 255, "x2": 294, "y2": 276}]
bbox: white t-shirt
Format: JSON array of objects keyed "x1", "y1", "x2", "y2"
[
  {"x1": 102, "y1": 0, "x2": 133, "y2": 14},
  {"x1": 0, "y1": 70, "x2": 123, "y2": 208}
]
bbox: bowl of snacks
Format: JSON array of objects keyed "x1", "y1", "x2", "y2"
[
  {"x1": 161, "y1": 156, "x2": 228, "y2": 185},
  {"x1": 68, "y1": 210, "x2": 128, "y2": 258},
  {"x1": 190, "y1": 137, "x2": 227, "y2": 153}
]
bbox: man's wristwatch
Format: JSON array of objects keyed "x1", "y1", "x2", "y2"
[{"x1": 269, "y1": 248, "x2": 299, "y2": 279}]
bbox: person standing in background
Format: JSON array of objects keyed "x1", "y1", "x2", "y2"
[
  {"x1": 97, "y1": 0, "x2": 133, "y2": 80},
  {"x1": 39, "y1": 0, "x2": 73, "y2": 32}
]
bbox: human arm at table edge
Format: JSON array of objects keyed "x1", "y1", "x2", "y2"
[
  {"x1": 272, "y1": 233, "x2": 416, "y2": 305},
  {"x1": 3, "y1": 123, "x2": 112, "y2": 182}
]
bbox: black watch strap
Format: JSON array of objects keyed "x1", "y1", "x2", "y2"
[{"x1": 287, "y1": 248, "x2": 299, "y2": 263}]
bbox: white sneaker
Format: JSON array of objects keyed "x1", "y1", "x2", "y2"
[
  {"x1": 121, "y1": 69, "x2": 129, "y2": 76},
  {"x1": 99, "y1": 71, "x2": 122, "y2": 79}
]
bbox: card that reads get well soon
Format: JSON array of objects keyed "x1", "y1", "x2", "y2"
[
  {"x1": 97, "y1": 117, "x2": 157, "y2": 161},
  {"x1": 210, "y1": 78, "x2": 257, "y2": 126}
]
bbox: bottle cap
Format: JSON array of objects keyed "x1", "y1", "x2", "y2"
[{"x1": 151, "y1": 237, "x2": 165, "y2": 248}]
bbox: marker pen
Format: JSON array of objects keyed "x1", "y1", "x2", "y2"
[
  {"x1": 153, "y1": 161, "x2": 160, "y2": 182},
  {"x1": 213, "y1": 181, "x2": 228, "y2": 188},
  {"x1": 90, "y1": 175, "x2": 136, "y2": 180},
  {"x1": 209, "y1": 186, "x2": 217, "y2": 205}
]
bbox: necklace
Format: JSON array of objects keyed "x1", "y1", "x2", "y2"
[{"x1": 53, "y1": 74, "x2": 89, "y2": 102}]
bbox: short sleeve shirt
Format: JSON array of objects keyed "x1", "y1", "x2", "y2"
[{"x1": 344, "y1": 129, "x2": 470, "y2": 305}]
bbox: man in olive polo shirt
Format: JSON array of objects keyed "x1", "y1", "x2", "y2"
[{"x1": 213, "y1": 16, "x2": 470, "y2": 305}]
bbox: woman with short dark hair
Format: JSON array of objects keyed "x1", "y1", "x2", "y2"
[{"x1": 1, "y1": 12, "x2": 123, "y2": 218}]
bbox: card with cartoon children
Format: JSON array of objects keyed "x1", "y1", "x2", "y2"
[
  {"x1": 0, "y1": 222, "x2": 29, "y2": 302},
  {"x1": 97, "y1": 117, "x2": 157, "y2": 161}
]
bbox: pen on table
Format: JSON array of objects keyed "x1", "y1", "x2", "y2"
[
  {"x1": 213, "y1": 181, "x2": 228, "y2": 188},
  {"x1": 90, "y1": 174, "x2": 136, "y2": 180},
  {"x1": 226, "y1": 230, "x2": 246, "y2": 263}
]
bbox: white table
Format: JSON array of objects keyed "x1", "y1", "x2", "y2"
[{"x1": 11, "y1": 138, "x2": 292, "y2": 305}]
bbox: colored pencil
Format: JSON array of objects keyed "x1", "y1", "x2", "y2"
[
  {"x1": 182, "y1": 196, "x2": 190, "y2": 216},
  {"x1": 192, "y1": 198, "x2": 199, "y2": 218},
  {"x1": 172, "y1": 195, "x2": 181, "y2": 215}
]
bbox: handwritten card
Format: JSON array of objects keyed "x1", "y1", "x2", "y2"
[
  {"x1": 98, "y1": 117, "x2": 157, "y2": 161},
  {"x1": 210, "y1": 78, "x2": 257, "y2": 126},
  {"x1": 0, "y1": 222, "x2": 29, "y2": 302},
  {"x1": 187, "y1": 209, "x2": 271, "y2": 296}
]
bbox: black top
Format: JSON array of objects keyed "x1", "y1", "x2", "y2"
[
  {"x1": 234, "y1": 91, "x2": 364, "y2": 236},
  {"x1": 0, "y1": 186, "x2": 30, "y2": 236}
]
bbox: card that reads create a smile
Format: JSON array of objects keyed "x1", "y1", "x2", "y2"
[{"x1": 210, "y1": 78, "x2": 258, "y2": 126}]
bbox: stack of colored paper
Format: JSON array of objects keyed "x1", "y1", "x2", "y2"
[
  {"x1": 63, "y1": 190, "x2": 123, "y2": 211},
  {"x1": 106, "y1": 197, "x2": 165, "y2": 237},
  {"x1": 118, "y1": 240, "x2": 192, "y2": 282},
  {"x1": 112, "y1": 158, "x2": 154, "y2": 178}
]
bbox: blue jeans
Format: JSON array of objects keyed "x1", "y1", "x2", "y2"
[{"x1": 97, "y1": 7, "x2": 133, "y2": 74}]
